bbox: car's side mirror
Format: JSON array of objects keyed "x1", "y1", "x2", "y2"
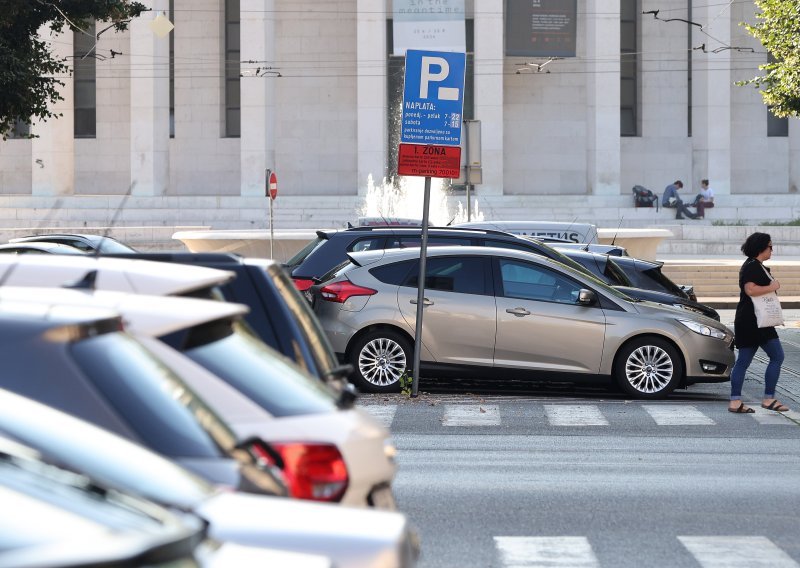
[{"x1": 578, "y1": 289, "x2": 597, "y2": 305}]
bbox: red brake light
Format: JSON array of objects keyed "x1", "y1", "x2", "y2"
[
  {"x1": 293, "y1": 278, "x2": 315, "y2": 292},
  {"x1": 271, "y1": 443, "x2": 349, "y2": 502},
  {"x1": 320, "y1": 281, "x2": 377, "y2": 303}
]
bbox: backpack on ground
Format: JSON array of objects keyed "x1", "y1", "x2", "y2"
[{"x1": 632, "y1": 185, "x2": 659, "y2": 211}]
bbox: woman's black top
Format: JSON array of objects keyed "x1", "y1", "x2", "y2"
[{"x1": 734, "y1": 257, "x2": 779, "y2": 348}]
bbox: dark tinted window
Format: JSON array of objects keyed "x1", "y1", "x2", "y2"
[
  {"x1": 568, "y1": 255, "x2": 610, "y2": 283},
  {"x1": 285, "y1": 236, "x2": 327, "y2": 268},
  {"x1": 404, "y1": 256, "x2": 489, "y2": 295},
  {"x1": 348, "y1": 237, "x2": 386, "y2": 252},
  {"x1": 319, "y1": 260, "x2": 357, "y2": 283},
  {"x1": 184, "y1": 321, "x2": 339, "y2": 417},
  {"x1": 498, "y1": 259, "x2": 584, "y2": 304},
  {"x1": 625, "y1": 264, "x2": 686, "y2": 297},
  {"x1": 71, "y1": 333, "x2": 233, "y2": 459},
  {"x1": 388, "y1": 236, "x2": 472, "y2": 248},
  {"x1": 370, "y1": 259, "x2": 415, "y2": 285}
]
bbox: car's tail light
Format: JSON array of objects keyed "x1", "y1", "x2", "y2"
[
  {"x1": 271, "y1": 443, "x2": 349, "y2": 502},
  {"x1": 320, "y1": 281, "x2": 377, "y2": 303},
  {"x1": 293, "y1": 278, "x2": 315, "y2": 292}
]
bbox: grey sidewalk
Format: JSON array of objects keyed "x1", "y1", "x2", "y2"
[{"x1": 717, "y1": 308, "x2": 800, "y2": 407}]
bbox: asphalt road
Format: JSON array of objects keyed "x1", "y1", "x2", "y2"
[{"x1": 360, "y1": 362, "x2": 800, "y2": 567}]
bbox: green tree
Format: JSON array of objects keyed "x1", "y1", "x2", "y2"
[
  {"x1": 740, "y1": 0, "x2": 800, "y2": 118},
  {"x1": 0, "y1": 0, "x2": 146, "y2": 139}
]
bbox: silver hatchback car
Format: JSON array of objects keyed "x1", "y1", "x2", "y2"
[{"x1": 310, "y1": 246, "x2": 735, "y2": 399}]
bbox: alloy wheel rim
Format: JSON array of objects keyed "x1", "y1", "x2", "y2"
[
  {"x1": 624, "y1": 345, "x2": 674, "y2": 393},
  {"x1": 359, "y1": 337, "x2": 407, "y2": 387}
]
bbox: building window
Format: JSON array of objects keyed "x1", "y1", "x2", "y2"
[
  {"x1": 224, "y1": 0, "x2": 240, "y2": 138},
  {"x1": 386, "y1": 19, "x2": 474, "y2": 180},
  {"x1": 766, "y1": 54, "x2": 788, "y2": 137},
  {"x1": 620, "y1": 0, "x2": 639, "y2": 137},
  {"x1": 7, "y1": 119, "x2": 31, "y2": 139},
  {"x1": 74, "y1": 23, "x2": 97, "y2": 138},
  {"x1": 169, "y1": 0, "x2": 175, "y2": 138}
]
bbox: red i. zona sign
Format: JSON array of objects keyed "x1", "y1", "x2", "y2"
[{"x1": 398, "y1": 143, "x2": 461, "y2": 179}]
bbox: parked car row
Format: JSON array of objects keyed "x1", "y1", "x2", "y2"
[{"x1": 0, "y1": 244, "x2": 418, "y2": 567}]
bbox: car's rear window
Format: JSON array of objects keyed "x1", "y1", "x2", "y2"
[
  {"x1": 284, "y1": 236, "x2": 327, "y2": 269},
  {"x1": 71, "y1": 333, "x2": 235, "y2": 459},
  {"x1": 182, "y1": 320, "x2": 339, "y2": 417},
  {"x1": 370, "y1": 259, "x2": 415, "y2": 285}
]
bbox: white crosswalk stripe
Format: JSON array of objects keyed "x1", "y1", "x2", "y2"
[
  {"x1": 544, "y1": 405, "x2": 609, "y2": 426},
  {"x1": 679, "y1": 536, "x2": 800, "y2": 567},
  {"x1": 751, "y1": 407, "x2": 794, "y2": 424},
  {"x1": 494, "y1": 536, "x2": 599, "y2": 567},
  {"x1": 358, "y1": 404, "x2": 398, "y2": 428},
  {"x1": 643, "y1": 404, "x2": 716, "y2": 425},
  {"x1": 442, "y1": 404, "x2": 501, "y2": 426}
]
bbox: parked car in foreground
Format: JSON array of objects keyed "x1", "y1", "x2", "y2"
[
  {"x1": 0, "y1": 286, "x2": 398, "y2": 510},
  {"x1": 0, "y1": 389, "x2": 419, "y2": 568},
  {"x1": 9, "y1": 232, "x2": 137, "y2": 253},
  {"x1": 0, "y1": 303, "x2": 288, "y2": 497},
  {"x1": 310, "y1": 246, "x2": 734, "y2": 399},
  {"x1": 100, "y1": 252, "x2": 352, "y2": 384}
]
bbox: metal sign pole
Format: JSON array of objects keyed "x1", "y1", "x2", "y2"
[
  {"x1": 411, "y1": 175, "x2": 432, "y2": 398},
  {"x1": 464, "y1": 120, "x2": 471, "y2": 221},
  {"x1": 265, "y1": 168, "x2": 273, "y2": 258}
]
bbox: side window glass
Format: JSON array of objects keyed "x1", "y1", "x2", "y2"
[
  {"x1": 499, "y1": 259, "x2": 583, "y2": 305},
  {"x1": 484, "y1": 239, "x2": 536, "y2": 253},
  {"x1": 403, "y1": 256, "x2": 487, "y2": 295},
  {"x1": 370, "y1": 260, "x2": 415, "y2": 285},
  {"x1": 349, "y1": 237, "x2": 385, "y2": 252}
]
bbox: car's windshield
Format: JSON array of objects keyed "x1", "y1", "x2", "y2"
[
  {"x1": 618, "y1": 260, "x2": 686, "y2": 297},
  {"x1": 181, "y1": 319, "x2": 339, "y2": 417}
]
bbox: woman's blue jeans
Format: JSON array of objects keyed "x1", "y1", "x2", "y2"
[{"x1": 730, "y1": 338, "x2": 784, "y2": 399}]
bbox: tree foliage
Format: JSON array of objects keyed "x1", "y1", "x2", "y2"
[
  {"x1": 0, "y1": 0, "x2": 146, "y2": 139},
  {"x1": 740, "y1": 0, "x2": 800, "y2": 118}
]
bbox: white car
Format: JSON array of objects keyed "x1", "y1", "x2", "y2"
[
  {"x1": 0, "y1": 287, "x2": 397, "y2": 510},
  {"x1": 0, "y1": 389, "x2": 418, "y2": 568},
  {"x1": 0, "y1": 254, "x2": 234, "y2": 295}
]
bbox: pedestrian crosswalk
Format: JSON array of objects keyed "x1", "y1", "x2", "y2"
[
  {"x1": 493, "y1": 535, "x2": 800, "y2": 567},
  {"x1": 359, "y1": 402, "x2": 800, "y2": 429}
]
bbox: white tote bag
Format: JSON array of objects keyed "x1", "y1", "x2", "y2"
[{"x1": 752, "y1": 264, "x2": 784, "y2": 328}]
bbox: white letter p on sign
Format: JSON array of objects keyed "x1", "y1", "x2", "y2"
[{"x1": 419, "y1": 56, "x2": 459, "y2": 101}]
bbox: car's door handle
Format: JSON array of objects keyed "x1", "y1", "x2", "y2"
[
  {"x1": 410, "y1": 298, "x2": 433, "y2": 306},
  {"x1": 506, "y1": 307, "x2": 531, "y2": 316}
]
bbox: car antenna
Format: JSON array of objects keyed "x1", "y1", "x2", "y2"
[
  {"x1": 611, "y1": 216, "x2": 624, "y2": 247},
  {"x1": 0, "y1": 197, "x2": 64, "y2": 289},
  {"x1": 64, "y1": 181, "x2": 136, "y2": 291}
]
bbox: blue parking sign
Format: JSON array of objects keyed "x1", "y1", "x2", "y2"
[{"x1": 401, "y1": 50, "x2": 466, "y2": 146}]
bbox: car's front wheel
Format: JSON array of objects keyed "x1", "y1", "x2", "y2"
[
  {"x1": 349, "y1": 329, "x2": 412, "y2": 393},
  {"x1": 614, "y1": 336, "x2": 682, "y2": 399}
]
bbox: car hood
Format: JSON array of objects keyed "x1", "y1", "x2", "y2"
[
  {"x1": 197, "y1": 491, "x2": 416, "y2": 568},
  {"x1": 613, "y1": 286, "x2": 719, "y2": 319},
  {"x1": 631, "y1": 300, "x2": 732, "y2": 333}
]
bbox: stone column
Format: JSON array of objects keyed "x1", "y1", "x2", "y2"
[
  {"x1": 691, "y1": 6, "x2": 731, "y2": 195},
  {"x1": 240, "y1": 0, "x2": 276, "y2": 197},
  {"x1": 473, "y1": 0, "x2": 503, "y2": 196},
  {"x1": 32, "y1": 28, "x2": 74, "y2": 196},
  {"x1": 357, "y1": 0, "x2": 388, "y2": 194},
  {"x1": 130, "y1": 0, "x2": 171, "y2": 195},
  {"x1": 586, "y1": 0, "x2": 621, "y2": 195}
]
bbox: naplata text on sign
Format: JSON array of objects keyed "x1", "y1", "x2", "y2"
[{"x1": 398, "y1": 143, "x2": 461, "y2": 179}]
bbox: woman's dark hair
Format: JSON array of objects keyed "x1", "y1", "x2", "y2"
[{"x1": 741, "y1": 232, "x2": 771, "y2": 258}]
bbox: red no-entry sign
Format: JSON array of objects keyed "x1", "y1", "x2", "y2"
[{"x1": 268, "y1": 171, "x2": 278, "y2": 200}]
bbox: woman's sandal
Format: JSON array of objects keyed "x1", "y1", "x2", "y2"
[
  {"x1": 728, "y1": 402, "x2": 755, "y2": 414},
  {"x1": 761, "y1": 400, "x2": 790, "y2": 412}
]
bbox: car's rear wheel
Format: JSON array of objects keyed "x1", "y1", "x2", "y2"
[
  {"x1": 349, "y1": 329, "x2": 411, "y2": 393},
  {"x1": 614, "y1": 336, "x2": 682, "y2": 399}
]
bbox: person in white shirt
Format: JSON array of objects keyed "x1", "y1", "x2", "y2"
[{"x1": 694, "y1": 179, "x2": 715, "y2": 219}]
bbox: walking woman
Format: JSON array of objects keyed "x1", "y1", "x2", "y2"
[{"x1": 729, "y1": 232, "x2": 789, "y2": 413}]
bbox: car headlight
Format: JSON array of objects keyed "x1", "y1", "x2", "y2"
[{"x1": 678, "y1": 319, "x2": 727, "y2": 340}]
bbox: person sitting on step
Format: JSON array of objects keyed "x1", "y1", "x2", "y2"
[{"x1": 661, "y1": 180, "x2": 699, "y2": 220}]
